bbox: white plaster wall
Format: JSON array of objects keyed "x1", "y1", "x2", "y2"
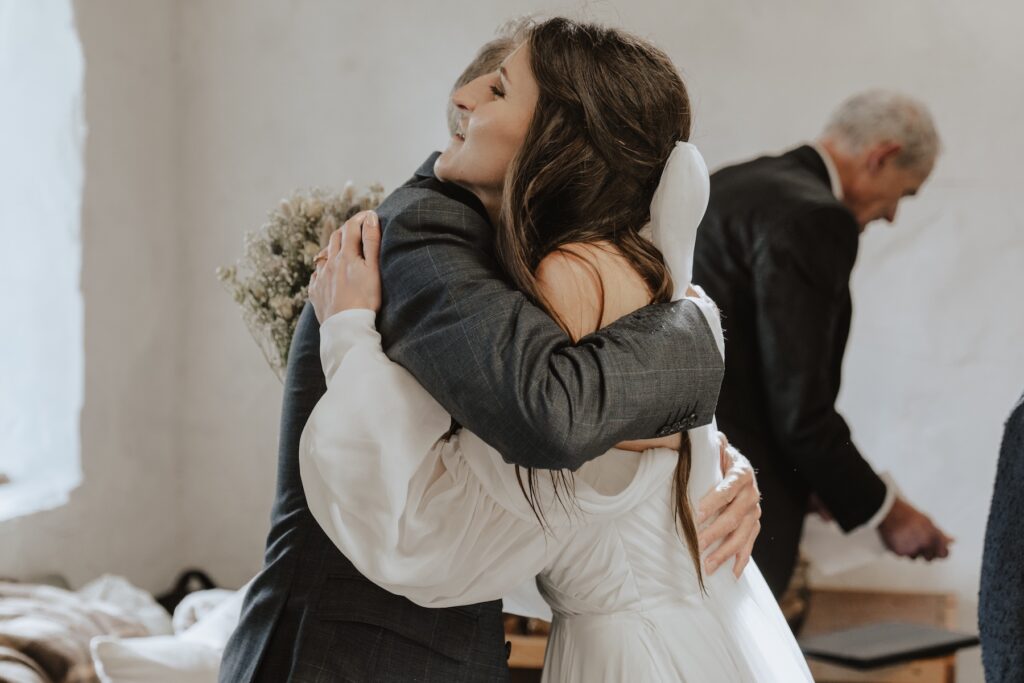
[{"x1": 0, "y1": 0, "x2": 183, "y2": 593}]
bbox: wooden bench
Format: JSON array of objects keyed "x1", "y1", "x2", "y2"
[{"x1": 802, "y1": 588, "x2": 958, "y2": 683}]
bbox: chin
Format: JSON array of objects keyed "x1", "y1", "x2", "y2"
[{"x1": 434, "y1": 153, "x2": 454, "y2": 183}]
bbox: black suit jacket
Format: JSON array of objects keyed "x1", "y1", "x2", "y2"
[
  {"x1": 979, "y1": 390, "x2": 1024, "y2": 682},
  {"x1": 693, "y1": 145, "x2": 888, "y2": 596},
  {"x1": 219, "y1": 154, "x2": 725, "y2": 681}
]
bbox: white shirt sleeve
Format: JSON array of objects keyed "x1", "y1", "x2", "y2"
[{"x1": 300, "y1": 309, "x2": 555, "y2": 609}]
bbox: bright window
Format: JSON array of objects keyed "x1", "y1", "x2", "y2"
[{"x1": 0, "y1": 0, "x2": 85, "y2": 521}]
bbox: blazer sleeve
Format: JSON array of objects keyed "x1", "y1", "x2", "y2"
[
  {"x1": 376, "y1": 190, "x2": 724, "y2": 472},
  {"x1": 751, "y1": 206, "x2": 887, "y2": 530}
]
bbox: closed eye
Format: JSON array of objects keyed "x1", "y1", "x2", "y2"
[{"x1": 489, "y1": 85, "x2": 505, "y2": 98}]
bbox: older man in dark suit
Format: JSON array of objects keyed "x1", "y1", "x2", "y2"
[
  {"x1": 219, "y1": 34, "x2": 760, "y2": 683},
  {"x1": 693, "y1": 90, "x2": 954, "y2": 598},
  {"x1": 980, "y1": 390, "x2": 1024, "y2": 682}
]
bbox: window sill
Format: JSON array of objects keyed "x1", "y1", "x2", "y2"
[{"x1": 0, "y1": 473, "x2": 79, "y2": 523}]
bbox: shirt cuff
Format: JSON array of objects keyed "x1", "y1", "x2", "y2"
[
  {"x1": 855, "y1": 472, "x2": 898, "y2": 531},
  {"x1": 319, "y1": 308, "x2": 379, "y2": 381}
]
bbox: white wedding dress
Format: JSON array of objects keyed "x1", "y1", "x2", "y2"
[{"x1": 299, "y1": 144, "x2": 813, "y2": 681}]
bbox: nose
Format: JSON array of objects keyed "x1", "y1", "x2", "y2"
[
  {"x1": 451, "y1": 74, "x2": 490, "y2": 115},
  {"x1": 451, "y1": 85, "x2": 472, "y2": 116}
]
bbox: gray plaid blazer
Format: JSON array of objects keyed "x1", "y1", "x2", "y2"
[
  {"x1": 980, "y1": 389, "x2": 1024, "y2": 682},
  {"x1": 218, "y1": 154, "x2": 724, "y2": 682}
]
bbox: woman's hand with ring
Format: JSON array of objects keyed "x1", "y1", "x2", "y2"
[{"x1": 308, "y1": 210, "x2": 383, "y2": 324}]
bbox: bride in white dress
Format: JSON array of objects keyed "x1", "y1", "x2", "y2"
[{"x1": 301, "y1": 18, "x2": 813, "y2": 682}]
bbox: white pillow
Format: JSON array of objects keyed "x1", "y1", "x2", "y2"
[
  {"x1": 78, "y1": 574, "x2": 174, "y2": 636},
  {"x1": 90, "y1": 635, "x2": 221, "y2": 683},
  {"x1": 90, "y1": 581, "x2": 250, "y2": 683},
  {"x1": 171, "y1": 589, "x2": 236, "y2": 634},
  {"x1": 178, "y1": 583, "x2": 247, "y2": 648}
]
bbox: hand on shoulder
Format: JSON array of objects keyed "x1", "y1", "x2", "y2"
[{"x1": 309, "y1": 210, "x2": 382, "y2": 323}]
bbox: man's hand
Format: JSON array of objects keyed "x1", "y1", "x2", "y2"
[
  {"x1": 697, "y1": 433, "x2": 762, "y2": 578},
  {"x1": 309, "y1": 210, "x2": 382, "y2": 323},
  {"x1": 878, "y1": 497, "x2": 953, "y2": 561}
]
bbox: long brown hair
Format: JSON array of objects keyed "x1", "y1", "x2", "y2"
[{"x1": 495, "y1": 18, "x2": 704, "y2": 590}]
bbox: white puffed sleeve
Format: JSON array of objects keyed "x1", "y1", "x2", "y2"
[{"x1": 299, "y1": 309, "x2": 556, "y2": 609}]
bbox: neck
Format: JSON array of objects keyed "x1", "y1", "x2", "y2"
[
  {"x1": 818, "y1": 138, "x2": 859, "y2": 203},
  {"x1": 456, "y1": 182, "x2": 502, "y2": 226},
  {"x1": 480, "y1": 193, "x2": 502, "y2": 227},
  {"x1": 432, "y1": 163, "x2": 503, "y2": 226}
]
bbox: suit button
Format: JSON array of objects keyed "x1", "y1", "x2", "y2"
[{"x1": 654, "y1": 424, "x2": 675, "y2": 437}]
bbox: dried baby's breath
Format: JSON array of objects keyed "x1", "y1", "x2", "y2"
[{"x1": 217, "y1": 182, "x2": 385, "y2": 381}]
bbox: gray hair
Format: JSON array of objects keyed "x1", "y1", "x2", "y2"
[{"x1": 822, "y1": 89, "x2": 940, "y2": 171}]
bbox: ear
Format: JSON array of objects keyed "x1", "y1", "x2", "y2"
[{"x1": 866, "y1": 141, "x2": 903, "y2": 174}]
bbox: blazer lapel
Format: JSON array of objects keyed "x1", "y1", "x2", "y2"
[{"x1": 415, "y1": 152, "x2": 442, "y2": 179}]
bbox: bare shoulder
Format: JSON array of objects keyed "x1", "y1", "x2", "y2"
[{"x1": 535, "y1": 242, "x2": 652, "y2": 341}]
